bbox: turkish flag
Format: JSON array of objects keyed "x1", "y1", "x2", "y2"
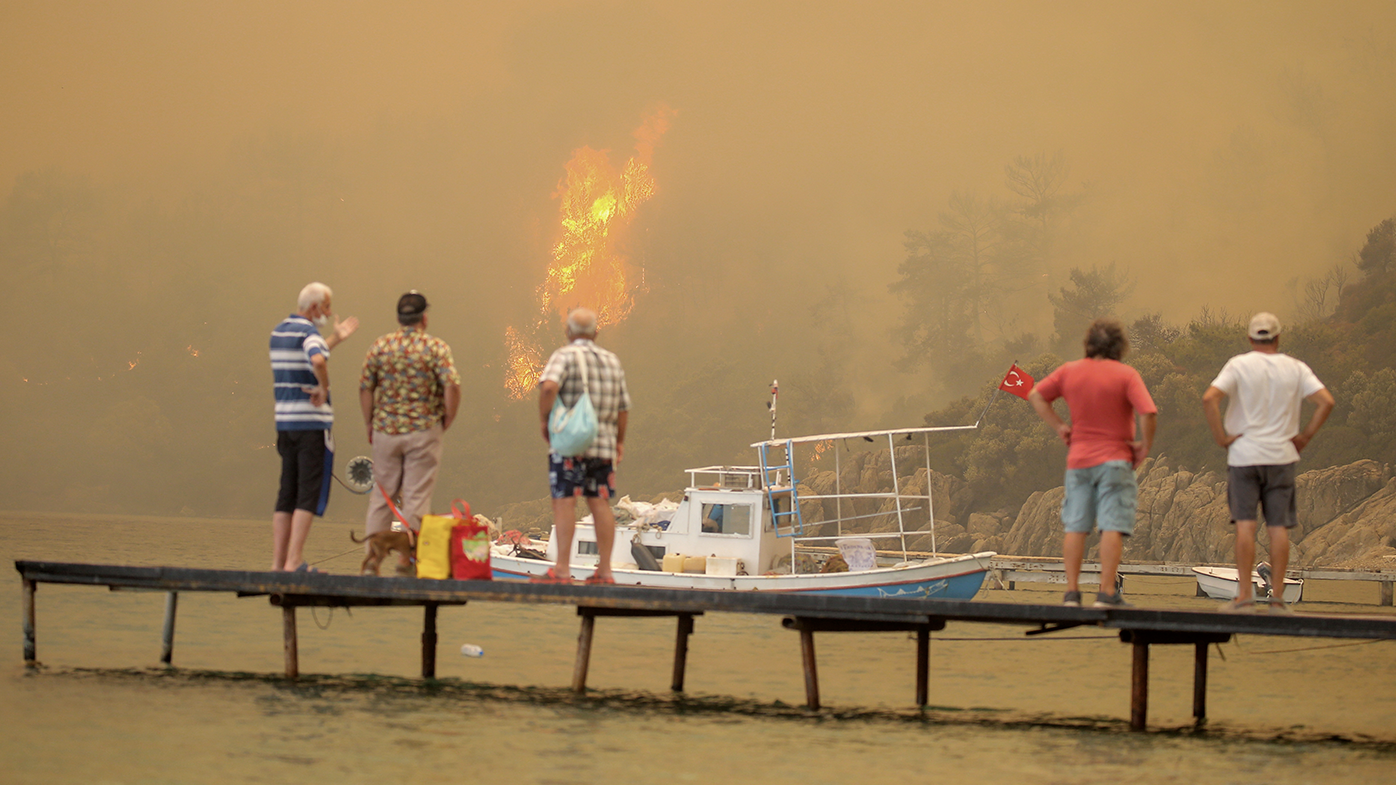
[{"x1": 998, "y1": 364, "x2": 1035, "y2": 400}]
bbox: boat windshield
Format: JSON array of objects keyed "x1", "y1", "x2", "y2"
[{"x1": 700, "y1": 502, "x2": 753, "y2": 536}]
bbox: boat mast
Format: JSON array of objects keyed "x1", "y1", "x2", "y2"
[{"x1": 767, "y1": 380, "x2": 778, "y2": 441}]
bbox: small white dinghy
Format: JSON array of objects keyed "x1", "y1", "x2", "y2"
[{"x1": 1193, "y1": 564, "x2": 1303, "y2": 604}]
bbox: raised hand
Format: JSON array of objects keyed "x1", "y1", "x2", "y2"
[{"x1": 334, "y1": 315, "x2": 359, "y2": 343}]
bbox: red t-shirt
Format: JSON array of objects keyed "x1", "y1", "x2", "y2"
[{"x1": 1034, "y1": 358, "x2": 1157, "y2": 470}]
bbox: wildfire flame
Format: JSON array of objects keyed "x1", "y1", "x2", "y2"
[
  {"x1": 503, "y1": 326, "x2": 542, "y2": 399},
  {"x1": 503, "y1": 106, "x2": 675, "y2": 399}
]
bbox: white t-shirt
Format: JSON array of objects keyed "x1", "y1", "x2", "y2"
[{"x1": 1209, "y1": 351, "x2": 1325, "y2": 467}]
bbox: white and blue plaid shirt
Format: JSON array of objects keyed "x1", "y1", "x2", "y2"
[{"x1": 539, "y1": 339, "x2": 630, "y2": 462}]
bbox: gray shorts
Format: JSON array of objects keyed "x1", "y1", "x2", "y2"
[
  {"x1": 1061, "y1": 460, "x2": 1137, "y2": 535},
  {"x1": 1227, "y1": 464, "x2": 1298, "y2": 528}
]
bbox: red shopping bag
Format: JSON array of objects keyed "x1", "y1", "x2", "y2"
[{"x1": 448, "y1": 499, "x2": 492, "y2": 581}]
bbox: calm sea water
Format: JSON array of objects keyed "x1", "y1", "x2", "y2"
[{"x1": 3, "y1": 511, "x2": 1394, "y2": 785}]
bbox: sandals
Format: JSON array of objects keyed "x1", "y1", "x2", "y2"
[
  {"x1": 530, "y1": 568, "x2": 573, "y2": 584},
  {"x1": 1218, "y1": 596, "x2": 1257, "y2": 613},
  {"x1": 293, "y1": 562, "x2": 322, "y2": 574},
  {"x1": 584, "y1": 574, "x2": 616, "y2": 586}
]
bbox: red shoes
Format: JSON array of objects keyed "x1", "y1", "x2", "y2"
[
  {"x1": 530, "y1": 568, "x2": 573, "y2": 584},
  {"x1": 529, "y1": 569, "x2": 615, "y2": 585}
]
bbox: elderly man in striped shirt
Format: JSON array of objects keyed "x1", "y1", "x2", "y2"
[{"x1": 269, "y1": 282, "x2": 358, "y2": 572}]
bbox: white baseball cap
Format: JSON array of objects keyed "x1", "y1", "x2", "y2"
[{"x1": 1248, "y1": 312, "x2": 1281, "y2": 341}]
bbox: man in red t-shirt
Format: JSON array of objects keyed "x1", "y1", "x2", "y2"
[{"x1": 1029, "y1": 318, "x2": 1157, "y2": 608}]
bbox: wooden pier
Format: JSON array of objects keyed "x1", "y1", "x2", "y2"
[
  {"x1": 987, "y1": 556, "x2": 1396, "y2": 605},
  {"x1": 15, "y1": 560, "x2": 1396, "y2": 731}
]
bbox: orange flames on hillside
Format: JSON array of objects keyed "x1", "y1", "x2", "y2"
[{"x1": 503, "y1": 106, "x2": 675, "y2": 399}]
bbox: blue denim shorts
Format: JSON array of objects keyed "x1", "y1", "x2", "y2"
[{"x1": 1061, "y1": 460, "x2": 1137, "y2": 535}]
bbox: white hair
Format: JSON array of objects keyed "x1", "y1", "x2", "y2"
[
  {"x1": 567, "y1": 308, "x2": 597, "y2": 338},
  {"x1": 298, "y1": 282, "x2": 332, "y2": 312}
]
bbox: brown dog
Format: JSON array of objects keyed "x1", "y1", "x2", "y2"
[{"x1": 350, "y1": 529, "x2": 415, "y2": 577}]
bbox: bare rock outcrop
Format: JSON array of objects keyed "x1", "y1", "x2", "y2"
[
  {"x1": 997, "y1": 457, "x2": 1395, "y2": 568},
  {"x1": 1294, "y1": 476, "x2": 1396, "y2": 567}
]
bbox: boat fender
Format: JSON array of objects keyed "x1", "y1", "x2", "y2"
[{"x1": 631, "y1": 538, "x2": 661, "y2": 571}]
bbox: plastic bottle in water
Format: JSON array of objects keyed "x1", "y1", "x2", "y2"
[{"x1": 460, "y1": 644, "x2": 485, "y2": 658}]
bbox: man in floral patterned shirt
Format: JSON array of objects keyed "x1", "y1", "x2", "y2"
[{"x1": 359, "y1": 291, "x2": 461, "y2": 537}]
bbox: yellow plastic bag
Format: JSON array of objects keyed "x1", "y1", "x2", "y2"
[{"x1": 416, "y1": 510, "x2": 459, "y2": 580}]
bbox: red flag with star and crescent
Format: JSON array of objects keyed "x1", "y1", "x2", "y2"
[{"x1": 999, "y1": 364, "x2": 1035, "y2": 400}]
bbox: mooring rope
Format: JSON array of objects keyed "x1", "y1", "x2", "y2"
[
  {"x1": 931, "y1": 635, "x2": 1116, "y2": 641},
  {"x1": 309, "y1": 546, "x2": 361, "y2": 566},
  {"x1": 1234, "y1": 637, "x2": 1387, "y2": 655}
]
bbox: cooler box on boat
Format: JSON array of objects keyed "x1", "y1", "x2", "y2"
[{"x1": 705, "y1": 556, "x2": 737, "y2": 577}]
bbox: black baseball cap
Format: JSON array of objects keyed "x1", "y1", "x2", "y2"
[{"x1": 397, "y1": 291, "x2": 428, "y2": 318}]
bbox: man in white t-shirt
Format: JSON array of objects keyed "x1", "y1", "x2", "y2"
[{"x1": 1202, "y1": 312, "x2": 1334, "y2": 612}]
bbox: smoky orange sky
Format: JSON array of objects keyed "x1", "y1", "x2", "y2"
[{"x1": 3, "y1": 1, "x2": 1394, "y2": 516}]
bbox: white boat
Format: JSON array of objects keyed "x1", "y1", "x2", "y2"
[
  {"x1": 1193, "y1": 565, "x2": 1303, "y2": 604},
  {"x1": 490, "y1": 425, "x2": 996, "y2": 599}
]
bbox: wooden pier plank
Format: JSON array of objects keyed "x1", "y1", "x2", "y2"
[{"x1": 16, "y1": 561, "x2": 1396, "y2": 640}]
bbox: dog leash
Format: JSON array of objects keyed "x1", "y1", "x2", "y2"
[{"x1": 378, "y1": 483, "x2": 418, "y2": 549}]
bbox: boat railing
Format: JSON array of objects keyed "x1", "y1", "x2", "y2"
[
  {"x1": 754, "y1": 426, "x2": 980, "y2": 564},
  {"x1": 685, "y1": 465, "x2": 769, "y2": 489},
  {"x1": 778, "y1": 505, "x2": 923, "y2": 529}
]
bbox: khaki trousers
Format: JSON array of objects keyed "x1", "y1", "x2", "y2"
[{"x1": 365, "y1": 423, "x2": 445, "y2": 535}]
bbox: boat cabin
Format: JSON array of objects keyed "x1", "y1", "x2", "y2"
[{"x1": 546, "y1": 466, "x2": 787, "y2": 576}]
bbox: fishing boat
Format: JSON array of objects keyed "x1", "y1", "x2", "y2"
[
  {"x1": 1192, "y1": 564, "x2": 1303, "y2": 604},
  {"x1": 490, "y1": 425, "x2": 995, "y2": 599}
]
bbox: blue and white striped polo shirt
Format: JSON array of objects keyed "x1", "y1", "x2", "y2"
[{"x1": 270, "y1": 315, "x2": 332, "y2": 430}]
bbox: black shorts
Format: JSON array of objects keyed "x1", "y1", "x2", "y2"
[
  {"x1": 549, "y1": 454, "x2": 615, "y2": 499},
  {"x1": 276, "y1": 430, "x2": 333, "y2": 515},
  {"x1": 1227, "y1": 463, "x2": 1297, "y2": 528}
]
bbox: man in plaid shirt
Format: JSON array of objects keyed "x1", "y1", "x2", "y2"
[{"x1": 536, "y1": 307, "x2": 630, "y2": 584}]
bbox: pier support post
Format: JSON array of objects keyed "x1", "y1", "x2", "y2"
[
  {"x1": 22, "y1": 579, "x2": 36, "y2": 666},
  {"x1": 572, "y1": 610, "x2": 596, "y2": 694},
  {"x1": 915, "y1": 627, "x2": 930, "y2": 708},
  {"x1": 282, "y1": 605, "x2": 298, "y2": 680},
  {"x1": 671, "y1": 613, "x2": 694, "y2": 692},
  {"x1": 800, "y1": 628, "x2": 820, "y2": 710},
  {"x1": 1130, "y1": 639, "x2": 1149, "y2": 731},
  {"x1": 1193, "y1": 642, "x2": 1208, "y2": 722},
  {"x1": 1120, "y1": 630, "x2": 1228, "y2": 732},
  {"x1": 160, "y1": 592, "x2": 178, "y2": 666},
  {"x1": 421, "y1": 602, "x2": 438, "y2": 679},
  {"x1": 1381, "y1": 581, "x2": 1393, "y2": 607}
]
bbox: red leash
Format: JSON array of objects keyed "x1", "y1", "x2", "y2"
[{"x1": 378, "y1": 484, "x2": 417, "y2": 548}]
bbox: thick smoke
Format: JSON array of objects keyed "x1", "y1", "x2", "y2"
[{"x1": 2, "y1": 2, "x2": 1393, "y2": 517}]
